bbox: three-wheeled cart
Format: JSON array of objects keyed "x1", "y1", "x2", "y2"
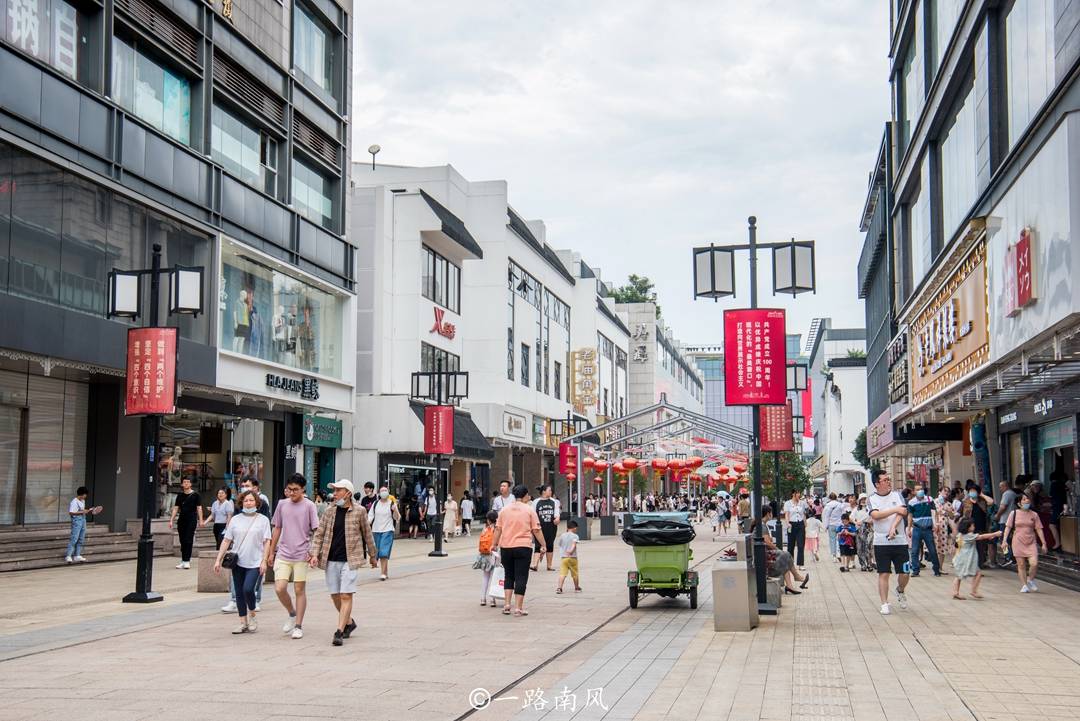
[{"x1": 621, "y1": 513, "x2": 698, "y2": 609}]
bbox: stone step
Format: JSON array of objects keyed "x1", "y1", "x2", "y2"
[
  {"x1": 0, "y1": 525, "x2": 114, "y2": 544},
  {"x1": 0, "y1": 543, "x2": 172, "y2": 572},
  {"x1": 1031, "y1": 553, "x2": 1080, "y2": 593},
  {"x1": 0, "y1": 534, "x2": 146, "y2": 555}
]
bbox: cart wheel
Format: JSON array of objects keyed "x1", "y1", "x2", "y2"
[
  {"x1": 629, "y1": 587, "x2": 639, "y2": 608},
  {"x1": 689, "y1": 586, "x2": 698, "y2": 609}
]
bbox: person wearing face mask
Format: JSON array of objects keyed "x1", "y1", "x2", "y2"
[
  {"x1": 267, "y1": 473, "x2": 319, "y2": 639},
  {"x1": 961, "y1": 482, "x2": 994, "y2": 569},
  {"x1": 906, "y1": 484, "x2": 941, "y2": 577},
  {"x1": 213, "y1": 490, "x2": 272, "y2": 634},
  {"x1": 1002, "y1": 490, "x2": 1049, "y2": 592},
  {"x1": 369, "y1": 484, "x2": 400, "y2": 581},
  {"x1": 221, "y1": 479, "x2": 269, "y2": 614}
]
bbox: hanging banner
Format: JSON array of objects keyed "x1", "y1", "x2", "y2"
[
  {"x1": 423, "y1": 405, "x2": 455, "y2": 455},
  {"x1": 125, "y1": 327, "x2": 178, "y2": 416},
  {"x1": 760, "y1": 400, "x2": 793, "y2": 451},
  {"x1": 723, "y1": 309, "x2": 786, "y2": 405},
  {"x1": 802, "y1": 377, "x2": 813, "y2": 438},
  {"x1": 558, "y1": 442, "x2": 579, "y2": 475}
]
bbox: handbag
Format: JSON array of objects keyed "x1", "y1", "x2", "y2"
[{"x1": 221, "y1": 517, "x2": 256, "y2": 569}]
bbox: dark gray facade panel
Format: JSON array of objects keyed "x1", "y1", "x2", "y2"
[
  {"x1": 294, "y1": 89, "x2": 341, "y2": 140},
  {"x1": 214, "y1": 22, "x2": 287, "y2": 95},
  {"x1": 121, "y1": 121, "x2": 146, "y2": 176},
  {"x1": 0, "y1": 48, "x2": 43, "y2": 125},
  {"x1": 144, "y1": 135, "x2": 174, "y2": 189},
  {"x1": 77, "y1": 96, "x2": 110, "y2": 158},
  {"x1": 40, "y1": 76, "x2": 80, "y2": 144},
  {"x1": 157, "y1": 0, "x2": 201, "y2": 29}
]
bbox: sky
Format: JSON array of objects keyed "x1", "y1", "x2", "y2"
[{"x1": 351, "y1": 1, "x2": 892, "y2": 351}]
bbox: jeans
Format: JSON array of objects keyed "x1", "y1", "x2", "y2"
[
  {"x1": 66, "y1": 515, "x2": 86, "y2": 558},
  {"x1": 230, "y1": 573, "x2": 262, "y2": 604},
  {"x1": 909, "y1": 524, "x2": 940, "y2": 574},
  {"x1": 213, "y1": 522, "x2": 226, "y2": 549},
  {"x1": 231, "y1": 566, "x2": 261, "y2": 616},
  {"x1": 827, "y1": 526, "x2": 839, "y2": 557},
  {"x1": 787, "y1": 521, "x2": 805, "y2": 566}
]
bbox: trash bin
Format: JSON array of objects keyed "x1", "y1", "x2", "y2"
[{"x1": 712, "y1": 537, "x2": 759, "y2": 632}]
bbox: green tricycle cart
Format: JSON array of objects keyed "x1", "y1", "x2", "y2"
[{"x1": 621, "y1": 513, "x2": 698, "y2": 609}]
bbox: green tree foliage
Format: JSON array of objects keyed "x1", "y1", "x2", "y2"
[
  {"x1": 760, "y1": 451, "x2": 810, "y2": 500},
  {"x1": 610, "y1": 275, "x2": 661, "y2": 318},
  {"x1": 852, "y1": 428, "x2": 881, "y2": 473}
]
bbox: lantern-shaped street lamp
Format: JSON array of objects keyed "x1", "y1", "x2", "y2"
[
  {"x1": 792, "y1": 415, "x2": 806, "y2": 435},
  {"x1": 107, "y1": 270, "x2": 142, "y2": 319},
  {"x1": 692, "y1": 244, "x2": 736, "y2": 300},
  {"x1": 772, "y1": 239, "x2": 816, "y2": 296},
  {"x1": 168, "y1": 266, "x2": 205, "y2": 316},
  {"x1": 786, "y1": 363, "x2": 809, "y2": 393}
]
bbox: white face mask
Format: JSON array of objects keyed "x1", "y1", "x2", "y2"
[
  {"x1": 334, "y1": 498, "x2": 347, "y2": 508},
  {"x1": 379, "y1": 490, "x2": 389, "y2": 499},
  {"x1": 242, "y1": 507, "x2": 257, "y2": 515}
]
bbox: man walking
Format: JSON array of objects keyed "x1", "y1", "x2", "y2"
[
  {"x1": 906, "y1": 483, "x2": 941, "y2": 577},
  {"x1": 492, "y1": 480, "x2": 513, "y2": 514},
  {"x1": 867, "y1": 473, "x2": 910, "y2": 615},
  {"x1": 782, "y1": 490, "x2": 809, "y2": 567},
  {"x1": 822, "y1": 493, "x2": 844, "y2": 561},
  {"x1": 737, "y1": 491, "x2": 752, "y2": 533},
  {"x1": 268, "y1": 473, "x2": 319, "y2": 639},
  {"x1": 308, "y1": 480, "x2": 377, "y2": 646}
]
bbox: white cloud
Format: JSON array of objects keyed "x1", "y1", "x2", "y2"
[{"x1": 351, "y1": 0, "x2": 891, "y2": 345}]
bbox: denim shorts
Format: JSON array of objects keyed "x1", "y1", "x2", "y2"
[{"x1": 325, "y1": 561, "x2": 358, "y2": 594}]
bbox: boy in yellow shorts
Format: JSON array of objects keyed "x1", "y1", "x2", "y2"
[{"x1": 556, "y1": 520, "x2": 581, "y2": 594}]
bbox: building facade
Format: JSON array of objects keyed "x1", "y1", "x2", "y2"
[
  {"x1": 0, "y1": 0, "x2": 355, "y2": 528},
  {"x1": 683, "y1": 346, "x2": 753, "y2": 439},
  {"x1": 617, "y1": 302, "x2": 704, "y2": 416}
]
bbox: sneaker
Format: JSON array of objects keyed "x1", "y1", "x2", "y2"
[
  {"x1": 380, "y1": 574, "x2": 387, "y2": 581},
  {"x1": 65, "y1": 556, "x2": 73, "y2": 564},
  {"x1": 182, "y1": 561, "x2": 191, "y2": 569},
  {"x1": 254, "y1": 604, "x2": 261, "y2": 612},
  {"x1": 880, "y1": 603, "x2": 891, "y2": 615},
  {"x1": 342, "y1": 619, "x2": 357, "y2": 638},
  {"x1": 1026, "y1": 580, "x2": 1038, "y2": 592},
  {"x1": 175, "y1": 562, "x2": 186, "y2": 569},
  {"x1": 282, "y1": 616, "x2": 296, "y2": 634},
  {"x1": 896, "y1": 589, "x2": 908, "y2": 610},
  {"x1": 291, "y1": 626, "x2": 304, "y2": 639},
  {"x1": 247, "y1": 617, "x2": 258, "y2": 632},
  {"x1": 221, "y1": 601, "x2": 238, "y2": 613},
  {"x1": 332, "y1": 631, "x2": 343, "y2": 646},
  {"x1": 75, "y1": 556, "x2": 87, "y2": 563},
  {"x1": 231, "y1": 623, "x2": 249, "y2": 634},
  {"x1": 1021, "y1": 585, "x2": 1031, "y2": 593}
]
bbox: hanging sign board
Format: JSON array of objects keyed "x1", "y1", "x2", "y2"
[
  {"x1": 723, "y1": 309, "x2": 786, "y2": 405},
  {"x1": 125, "y1": 327, "x2": 178, "y2": 416},
  {"x1": 424, "y1": 405, "x2": 455, "y2": 455},
  {"x1": 760, "y1": 400, "x2": 793, "y2": 451},
  {"x1": 558, "y1": 442, "x2": 579, "y2": 475}
]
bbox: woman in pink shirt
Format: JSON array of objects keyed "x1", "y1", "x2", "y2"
[{"x1": 492, "y1": 485, "x2": 546, "y2": 617}]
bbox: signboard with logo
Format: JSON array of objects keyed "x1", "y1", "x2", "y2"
[
  {"x1": 503, "y1": 411, "x2": 528, "y2": 440},
  {"x1": 866, "y1": 408, "x2": 895, "y2": 457},
  {"x1": 125, "y1": 327, "x2": 178, "y2": 416},
  {"x1": 430, "y1": 306, "x2": 457, "y2": 340},
  {"x1": 887, "y1": 330, "x2": 909, "y2": 406},
  {"x1": 266, "y1": 373, "x2": 320, "y2": 401},
  {"x1": 723, "y1": 309, "x2": 786, "y2": 405},
  {"x1": 1004, "y1": 228, "x2": 1037, "y2": 317},
  {"x1": 558, "y1": 442, "x2": 578, "y2": 474},
  {"x1": 570, "y1": 348, "x2": 598, "y2": 413},
  {"x1": 424, "y1": 405, "x2": 454, "y2": 455},
  {"x1": 908, "y1": 242, "x2": 989, "y2": 408},
  {"x1": 303, "y1": 415, "x2": 342, "y2": 448},
  {"x1": 760, "y1": 400, "x2": 793, "y2": 451}
]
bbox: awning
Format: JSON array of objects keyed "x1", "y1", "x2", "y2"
[
  {"x1": 419, "y1": 190, "x2": 484, "y2": 259},
  {"x1": 410, "y1": 402, "x2": 495, "y2": 460}
]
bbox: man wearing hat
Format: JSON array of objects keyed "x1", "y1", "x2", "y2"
[{"x1": 308, "y1": 480, "x2": 377, "y2": 646}]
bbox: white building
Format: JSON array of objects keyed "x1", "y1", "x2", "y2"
[
  {"x1": 616, "y1": 303, "x2": 704, "y2": 416},
  {"x1": 345, "y1": 164, "x2": 628, "y2": 508}
]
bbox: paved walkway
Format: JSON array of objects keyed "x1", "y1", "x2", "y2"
[{"x1": 3, "y1": 527, "x2": 1080, "y2": 721}]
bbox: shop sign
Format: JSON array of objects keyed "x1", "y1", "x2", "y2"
[
  {"x1": 1004, "y1": 228, "x2": 1037, "y2": 317},
  {"x1": 887, "y1": 331, "x2": 909, "y2": 405},
  {"x1": 503, "y1": 411, "x2": 528, "y2": 440},
  {"x1": 723, "y1": 308, "x2": 786, "y2": 405},
  {"x1": 558, "y1": 442, "x2": 578, "y2": 474},
  {"x1": 999, "y1": 411, "x2": 1018, "y2": 426},
  {"x1": 265, "y1": 373, "x2": 320, "y2": 401},
  {"x1": 532, "y1": 416, "x2": 547, "y2": 446},
  {"x1": 1033, "y1": 398, "x2": 1054, "y2": 417},
  {"x1": 809, "y1": 455, "x2": 828, "y2": 478},
  {"x1": 423, "y1": 405, "x2": 455, "y2": 455},
  {"x1": 430, "y1": 306, "x2": 457, "y2": 340},
  {"x1": 866, "y1": 408, "x2": 894, "y2": 457},
  {"x1": 125, "y1": 327, "x2": 178, "y2": 416},
  {"x1": 570, "y1": 348, "x2": 598, "y2": 413},
  {"x1": 802, "y1": 378, "x2": 813, "y2": 438},
  {"x1": 760, "y1": 401, "x2": 793, "y2": 451},
  {"x1": 908, "y1": 242, "x2": 989, "y2": 408},
  {"x1": 303, "y1": 414, "x2": 342, "y2": 448}
]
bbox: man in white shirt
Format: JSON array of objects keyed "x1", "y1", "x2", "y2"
[
  {"x1": 867, "y1": 473, "x2": 910, "y2": 615},
  {"x1": 782, "y1": 490, "x2": 810, "y2": 567},
  {"x1": 822, "y1": 493, "x2": 844, "y2": 561},
  {"x1": 491, "y1": 481, "x2": 512, "y2": 514}
]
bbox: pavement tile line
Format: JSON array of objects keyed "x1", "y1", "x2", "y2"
[{"x1": 454, "y1": 547, "x2": 724, "y2": 721}]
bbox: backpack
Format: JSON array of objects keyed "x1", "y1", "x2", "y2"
[{"x1": 478, "y1": 527, "x2": 494, "y2": 555}]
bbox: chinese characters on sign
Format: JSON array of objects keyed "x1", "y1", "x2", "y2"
[
  {"x1": 1005, "y1": 227, "x2": 1037, "y2": 317},
  {"x1": 265, "y1": 373, "x2": 320, "y2": 401},
  {"x1": 570, "y1": 348, "x2": 598, "y2": 413},
  {"x1": 423, "y1": 405, "x2": 454, "y2": 455},
  {"x1": 759, "y1": 400, "x2": 793, "y2": 451},
  {"x1": 723, "y1": 309, "x2": 786, "y2": 405},
  {"x1": 222, "y1": 0, "x2": 233, "y2": 19},
  {"x1": 125, "y1": 327, "x2": 178, "y2": 416},
  {"x1": 632, "y1": 323, "x2": 650, "y2": 340},
  {"x1": 632, "y1": 343, "x2": 649, "y2": 363}
]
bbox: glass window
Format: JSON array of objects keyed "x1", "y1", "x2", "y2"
[
  {"x1": 3, "y1": 0, "x2": 89, "y2": 83},
  {"x1": 897, "y1": 9, "x2": 924, "y2": 159},
  {"x1": 1005, "y1": 0, "x2": 1055, "y2": 148},
  {"x1": 211, "y1": 104, "x2": 262, "y2": 189},
  {"x1": 905, "y1": 156, "x2": 932, "y2": 289},
  {"x1": 932, "y1": 0, "x2": 964, "y2": 76},
  {"x1": 291, "y1": 157, "x2": 334, "y2": 231},
  {"x1": 939, "y1": 77, "x2": 977, "y2": 243},
  {"x1": 448, "y1": 262, "x2": 459, "y2": 313},
  {"x1": 521, "y1": 343, "x2": 530, "y2": 387},
  {"x1": 261, "y1": 135, "x2": 278, "y2": 197},
  {"x1": 554, "y1": 361, "x2": 562, "y2": 400},
  {"x1": 220, "y1": 241, "x2": 346, "y2": 378},
  {"x1": 421, "y1": 245, "x2": 460, "y2": 313},
  {"x1": 420, "y1": 342, "x2": 459, "y2": 374},
  {"x1": 294, "y1": 4, "x2": 333, "y2": 95},
  {"x1": 112, "y1": 36, "x2": 191, "y2": 145},
  {"x1": 8, "y1": 151, "x2": 61, "y2": 303},
  {"x1": 434, "y1": 254, "x2": 446, "y2": 306},
  {"x1": 60, "y1": 172, "x2": 108, "y2": 316}
]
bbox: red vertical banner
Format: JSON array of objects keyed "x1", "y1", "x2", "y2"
[
  {"x1": 125, "y1": 327, "x2": 178, "y2": 416},
  {"x1": 760, "y1": 400, "x2": 794, "y2": 451},
  {"x1": 558, "y1": 442, "x2": 579, "y2": 474},
  {"x1": 723, "y1": 309, "x2": 786, "y2": 405},
  {"x1": 802, "y1": 377, "x2": 813, "y2": 438},
  {"x1": 1016, "y1": 228, "x2": 1035, "y2": 308},
  {"x1": 424, "y1": 405, "x2": 455, "y2": 455}
]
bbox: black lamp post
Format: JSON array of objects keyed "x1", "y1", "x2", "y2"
[
  {"x1": 550, "y1": 410, "x2": 588, "y2": 519},
  {"x1": 692, "y1": 217, "x2": 816, "y2": 615},
  {"x1": 410, "y1": 358, "x2": 469, "y2": 557},
  {"x1": 109, "y1": 243, "x2": 204, "y2": 604}
]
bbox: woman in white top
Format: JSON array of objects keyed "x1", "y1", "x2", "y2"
[
  {"x1": 443, "y1": 495, "x2": 459, "y2": 541},
  {"x1": 214, "y1": 490, "x2": 272, "y2": 634},
  {"x1": 204, "y1": 488, "x2": 234, "y2": 549},
  {"x1": 460, "y1": 494, "x2": 475, "y2": 536},
  {"x1": 369, "y1": 485, "x2": 401, "y2": 581}
]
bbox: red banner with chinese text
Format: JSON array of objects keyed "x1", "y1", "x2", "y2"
[
  {"x1": 558, "y1": 442, "x2": 579, "y2": 474},
  {"x1": 760, "y1": 400, "x2": 793, "y2": 451},
  {"x1": 125, "y1": 327, "x2": 178, "y2": 416},
  {"x1": 424, "y1": 405, "x2": 455, "y2": 455},
  {"x1": 723, "y1": 309, "x2": 786, "y2": 405}
]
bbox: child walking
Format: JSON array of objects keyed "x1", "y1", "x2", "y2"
[
  {"x1": 556, "y1": 520, "x2": 581, "y2": 594},
  {"x1": 804, "y1": 512, "x2": 824, "y2": 562},
  {"x1": 950, "y1": 518, "x2": 1002, "y2": 600},
  {"x1": 473, "y1": 511, "x2": 499, "y2": 607},
  {"x1": 837, "y1": 512, "x2": 858, "y2": 572}
]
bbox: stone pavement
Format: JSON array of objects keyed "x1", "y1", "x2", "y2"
[{"x1": 3, "y1": 527, "x2": 1080, "y2": 721}]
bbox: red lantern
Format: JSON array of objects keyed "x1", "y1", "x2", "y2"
[
  {"x1": 687, "y1": 456, "x2": 703, "y2": 469},
  {"x1": 651, "y1": 458, "x2": 668, "y2": 472},
  {"x1": 566, "y1": 472, "x2": 576, "y2": 482},
  {"x1": 709, "y1": 472, "x2": 721, "y2": 483},
  {"x1": 593, "y1": 475, "x2": 604, "y2": 484},
  {"x1": 622, "y1": 457, "x2": 639, "y2": 470},
  {"x1": 582, "y1": 457, "x2": 596, "y2": 471},
  {"x1": 594, "y1": 459, "x2": 609, "y2": 473},
  {"x1": 619, "y1": 478, "x2": 629, "y2": 486},
  {"x1": 717, "y1": 464, "x2": 729, "y2": 475},
  {"x1": 669, "y1": 458, "x2": 685, "y2": 472},
  {"x1": 733, "y1": 463, "x2": 747, "y2": 474},
  {"x1": 613, "y1": 462, "x2": 626, "y2": 476}
]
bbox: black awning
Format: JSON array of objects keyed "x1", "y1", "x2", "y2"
[
  {"x1": 894, "y1": 422, "x2": 964, "y2": 444},
  {"x1": 418, "y1": 190, "x2": 484, "y2": 259},
  {"x1": 410, "y1": 403, "x2": 495, "y2": 460}
]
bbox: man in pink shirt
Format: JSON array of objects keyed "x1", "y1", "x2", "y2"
[
  {"x1": 493, "y1": 484, "x2": 546, "y2": 617},
  {"x1": 268, "y1": 473, "x2": 320, "y2": 639}
]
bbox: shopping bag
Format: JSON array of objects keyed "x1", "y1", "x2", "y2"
[{"x1": 487, "y1": 565, "x2": 505, "y2": 600}]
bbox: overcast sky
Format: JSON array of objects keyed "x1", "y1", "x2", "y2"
[{"x1": 351, "y1": 1, "x2": 891, "y2": 351}]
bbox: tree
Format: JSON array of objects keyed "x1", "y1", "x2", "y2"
[
  {"x1": 846, "y1": 348, "x2": 867, "y2": 359},
  {"x1": 760, "y1": 451, "x2": 810, "y2": 500},
  {"x1": 852, "y1": 428, "x2": 881, "y2": 474},
  {"x1": 610, "y1": 274, "x2": 661, "y2": 318}
]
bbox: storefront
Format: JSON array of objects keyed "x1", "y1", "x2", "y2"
[{"x1": 303, "y1": 414, "x2": 342, "y2": 496}]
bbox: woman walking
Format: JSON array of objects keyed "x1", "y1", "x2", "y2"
[
  {"x1": 492, "y1": 485, "x2": 545, "y2": 617},
  {"x1": 1002, "y1": 491, "x2": 1049, "y2": 593},
  {"x1": 405, "y1": 495, "x2": 422, "y2": 539},
  {"x1": 205, "y1": 487, "x2": 234, "y2": 549},
  {"x1": 169, "y1": 477, "x2": 203, "y2": 569},
  {"x1": 368, "y1": 484, "x2": 400, "y2": 581},
  {"x1": 214, "y1": 490, "x2": 272, "y2": 634}
]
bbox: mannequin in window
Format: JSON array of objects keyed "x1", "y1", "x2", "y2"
[
  {"x1": 233, "y1": 289, "x2": 250, "y2": 353},
  {"x1": 249, "y1": 302, "x2": 263, "y2": 358},
  {"x1": 297, "y1": 300, "x2": 316, "y2": 371},
  {"x1": 273, "y1": 304, "x2": 288, "y2": 357}
]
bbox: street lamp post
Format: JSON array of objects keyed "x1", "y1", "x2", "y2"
[
  {"x1": 692, "y1": 218, "x2": 815, "y2": 614},
  {"x1": 551, "y1": 410, "x2": 588, "y2": 532},
  {"x1": 110, "y1": 243, "x2": 204, "y2": 603}
]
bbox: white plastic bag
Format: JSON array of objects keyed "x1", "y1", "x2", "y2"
[{"x1": 487, "y1": 565, "x2": 505, "y2": 601}]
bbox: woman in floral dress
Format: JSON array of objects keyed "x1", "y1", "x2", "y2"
[{"x1": 934, "y1": 488, "x2": 956, "y2": 566}]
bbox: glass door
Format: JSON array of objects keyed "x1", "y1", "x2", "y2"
[{"x1": 0, "y1": 405, "x2": 28, "y2": 525}]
